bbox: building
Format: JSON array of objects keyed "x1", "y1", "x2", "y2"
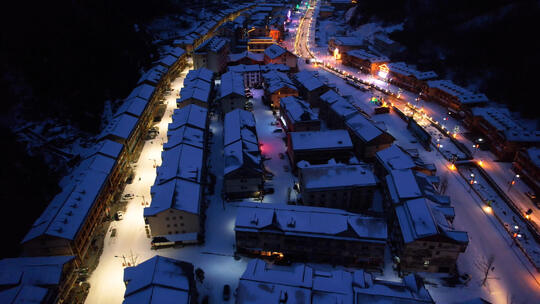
[
  {"x1": 223, "y1": 109, "x2": 263, "y2": 199},
  {"x1": 384, "y1": 169, "x2": 468, "y2": 273},
  {"x1": 293, "y1": 70, "x2": 329, "y2": 106},
  {"x1": 228, "y1": 51, "x2": 264, "y2": 66},
  {"x1": 319, "y1": 5, "x2": 335, "y2": 19},
  {"x1": 465, "y1": 107, "x2": 540, "y2": 161},
  {"x1": 218, "y1": 71, "x2": 248, "y2": 114},
  {"x1": 513, "y1": 147, "x2": 540, "y2": 195},
  {"x1": 193, "y1": 36, "x2": 230, "y2": 74},
  {"x1": 342, "y1": 49, "x2": 389, "y2": 74},
  {"x1": 426, "y1": 80, "x2": 488, "y2": 112},
  {"x1": 235, "y1": 202, "x2": 387, "y2": 269},
  {"x1": 385, "y1": 62, "x2": 437, "y2": 93},
  {"x1": 287, "y1": 130, "x2": 354, "y2": 169},
  {"x1": 279, "y1": 96, "x2": 320, "y2": 132},
  {"x1": 372, "y1": 33, "x2": 404, "y2": 56},
  {"x1": 262, "y1": 70, "x2": 299, "y2": 108},
  {"x1": 297, "y1": 161, "x2": 378, "y2": 212},
  {"x1": 123, "y1": 256, "x2": 196, "y2": 304},
  {"x1": 325, "y1": 93, "x2": 359, "y2": 129},
  {"x1": 177, "y1": 69, "x2": 215, "y2": 109},
  {"x1": 137, "y1": 65, "x2": 169, "y2": 99},
  {"x1": 21, "y1": 159, "x2": 113, "y2": 263},
  {"x1": 345, "y1": 113, "x2": 395, "y2": 159},
  {"x1": 318, "y1": 89, "x2": 346, "y2": 122},
  {"x1": 329, "y1": 0, "x2": 356, "y2": 11},
  {"x1": 328, "y1": 36, "x2": 365, "y2": 55},
  {"x1": 236, "y1": 259, "x2": 434, "y2": 304},
  {"x1": 247, "y1": 37, "x2": 275, "y2": 53},
  {"x1": 0, "y1": 256, "x2": 77, "y2": 304},
  {"x1": 227, "y1": 64, "x2": 290, "y2": 88},
  {"x1": 375, "y1": 144, "x2": 436, "y2": 178},
  {"x1": 263, "y1": 44, "x2": 298, "y2": 71}
]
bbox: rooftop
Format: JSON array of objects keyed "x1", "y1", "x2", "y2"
[
  {"x1": 280, "y1": 96, "x2": 318, "y2": 123},
  {"x1": 127, "y1": 83, "x2": 156, "y2": 101},
  {"x1": 262, "y1": 70, "x2": 297, "y2": 93},
  {"x1": 99, "y1": 113, "x2": 139, "y2": 141},
  {"x1": 164, "y1": 125, "x2": 205, "y2": 150},
  {"x1": 346, "y1": 49, "x2": 388, "y2": 63},
  {"x1": 427, "y1": 80, "x2": 488, "y2": 104},
  {"x1": 169, "y1": 104, "x2": 207, "y2": 131},
  {"x1": 137, "y1": 65, "x2": 168, "y2": 85},
  {"x1": 264, "y1": 44, "x2": 288, "y2": 59},
  {"x1": 155, "y1": 144, "x2": 204, "y2": 185},
  {"x1": 387, "y1": 62, "x2": 437, "y2": 80},
  {"x1": 123, "y1": 256, "x2": 193, "y2": 304},
  {"x1": 471, "y1": 107, "x2": 540, "y2": 142},
  {"x1": 300, "y1": 162, "x2": 377, "y2": 190},
  {"x1": 294, "y1": 70, "x2": 326, "y2": 92},
  {"x1": 145, "y1": 178, "x2": 201, "y2": 216},
  {"x1": 376, "y1": 144, "x2": 416, "y2": 172},
  {"x1": 228, "y1": 51, "x2": 264, "y2": 63},
  {"x1": 319, "y1": 89, "x2": 346, "y2": 106},
  {"x1": 346, "y1": 113, "x2": 392, "y2": 143},
  {"x1": 115, "y1": 97, "x2": 148, "y2": 118},
  {"x1": 290, "y1": 130, "x2": 353, "y2": 151},
  {"x1": 224, "y1": 109, "x2": 258, "y2": 146},
  {"x1": 184, "y1": 68, "x2": 214, "y2": 84},
  {"x1": 220, "y1": 71, "x2": 246, "y2": 99},
  {"x1": 331, "y1": 36, "x2": 364, "y2": 46},
  {"x1": 0, "y1": 256, "x2": 75, "y2": 287},
  {"x1": 235, "y1": 202, "x2": 387, "y2": 242},
  {"x1": 195, "y1": 36, "x2": 228, "y2": 53}
]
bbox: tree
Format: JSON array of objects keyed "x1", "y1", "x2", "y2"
[{"x1": 475, "y1": 254, "x2": 497, "y2": 287}]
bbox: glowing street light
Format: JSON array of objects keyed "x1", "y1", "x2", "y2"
[{"x1": 508, "y1": 174, "x2": 520, "y2": 191}]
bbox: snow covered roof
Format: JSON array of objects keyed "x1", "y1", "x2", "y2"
[
  {"x1": 228, "y1": 64, "x2": 261, "y2": 73},
  {"x1": 238, "y1": 259, "x2": 433, "y2": 304},
  {"x1": 156, "y1": 144, "x2": 204, "y2": 185},
  {"x1": 345, "y1": 49, "x2": 388, "y2": 63},
  {"x1": 123, "y1": 256, "x2": 193, "y2": 304},
  {"x1": 280, "y1": 96, "x2": 318, "y2": 123},
  {"x1": 387, "y1": 62, "x2": 437, "y2": 80},
  {"x1": 86, "y1": 139, "x2": 123, "y2": 160},
  {"x1": 263, "y1": 70, "x2": 297, "y2": 93},
  {"x1": 194, "y1": 36, "x2": 228, "y2": 53},
  {"x1": 169, "y1": 104, "x2": 208, "y2": 131},
  {"x1": 224, "y1": 109, "x2": 258, "y2": 146},
  {"x1": 330, "y1": 98, "x2": 358, "y2": 120},
  {"x1": 395, "y1": 197, "x2": 468, "y2": 244},
  {"x1": 0, "y1": 256, "x2": 74, "y2": 287},
  {"x1": 184, "y1": 68, "x2": 214, "y2": 84},
  {"x1": 471, "y1": 107, "x2": 540, "y2": 142},
  {"x1": 346, "y1": 113, "x2": 393, "y2": 143},
  {"x1": 319, "y1": 89, "x2": 346, "y2": 106},
  {"x1": 183, "y1": 78, "x2": 212, "y2": 92},
  {"x1": 164, "y1": 125, "x2": 205, "y2": 150},
  {"x1": 23, "y1": 168, "x2": 108, "y2": 242},
  {"x1": 178, "y1": 85, "x2": 211, "y2": 104},
  {"x1": 290, "y1": 130, "x2": 353, "y2": 151},
  {"x1": 331, "y1": 36, "x2": 364, "y2": 46},
  {"x1": 300, "y1": 163, "x2": 377, "y2": 190},
  {"x1": 228, "y1": 51, "x2": 264, "y2": 63},
  {"x1": 99, "y1": 113, "x2": 139, "y2": 141},
  {"x1": 224, "y1": 140, "x2": 262, "y2": 175},
  {"x1": 0, "y1": 284, "x2": 49, "y2": 304},
  {"x1": 115, "y1": 96, "x2": 148, "y2": 118},
  {"x1": 127, "y1": 83, "x2": 156, "y2": 101},
  {"x1": 219, "y1": 71, "x2": 246, "y2": 99},
  {"x1": 137, "y1": 65, "x2": 168, "y2": 85},
  {"x1": 260, "y1": 64, "x2": 290, "y2": 73},
  {"x1": 294, "y1": 70, "x2": 325, "y2": 92},
  {"x1": 264, "y1": 44, "x2": 287, "y2": 59},
  {"x1": 157, "y1": 55, "x2": 178, "y2": 68},
  {"x1": 145, "y1": 178, "x2": 201, "y2": 216},
  {"x1": 167, "y1": 47, "x2": 186, "y2": 58},
  {"x1": 235, "y1": 202, "x2": 387, "y2": 242},
  {"x1": 427, "y1": 80, "x2": 488, "y2": 105},
  {"x1": 387, "y1": 169, "x2": 423, "y2": 201},
  {"x1": 376, "y1": 144, "x2": 416, "y2": 172}
]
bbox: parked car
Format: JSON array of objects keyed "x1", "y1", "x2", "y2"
[
  {"x1": 223, "y1": 284, "x2": 231, "y2": 301},
  {"x1": 115, "y1": 211, "x2": 124, "y2": 221}
]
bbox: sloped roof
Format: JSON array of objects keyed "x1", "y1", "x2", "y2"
[
  {"x1": 156, "y1": 144, "x2": 204, "y2": 185},
  {"x1": 264, "y1": 44, "x2": 287, "y2": 59},
  {"x1": 169, "y1": 104, "x2": 208, "y2": 131},
  {"x1": 115, "y1": 97, "x2": 148, "y2": 118},
  {"x1": 290, "y1": 130, "x2": 352, "y2": 151},
  {"x1": 164, "y1": 125, "x2": 205, "y2": 150},
  {"x1": 220, "y1": 71, "x2": 246, "y2": 99},
  {"x1": 294, "y1": 70, "x2": 325, "y2": 92},
  {"x1": 300, "y1": 163, "x2": 377, "y2": 190},
  {"x1": 99, "y1": 113, "x2": 139, "y2": 141},
  {"x1": 127, "y1": 83, "x2": 156, "y2": 101},
  {"x1": 145, "y1": 178, "x2": 201, "y2": 216}
]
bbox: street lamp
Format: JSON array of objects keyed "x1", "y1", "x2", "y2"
[
  {"x1": 472, "y1": 144, "x2": 480, "y2": 156},
  {"x1": 508, "y1": 174, "x2": 520, "y2": 191},
  {"x1": 470, "y1": 173, "x2": 476, "y2": 185}
]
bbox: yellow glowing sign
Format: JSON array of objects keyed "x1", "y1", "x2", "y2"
[
  {"x1": 333, "y1": 48, "x2": 341, "y2": 60},
  {"x1": 378, "y1": 64, "x2": 389, "y2": 79}
]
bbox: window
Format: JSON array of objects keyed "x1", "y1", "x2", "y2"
[
  {"x1": 181, "y1": 223, "x2": 184, "y2": 227},
  {"x1": 182, "y1": 230, "x2": 186, "y2": 233},
  {"x1": 165, "y1": 217, "x2": 169, "y2": 220},
  {"x1": 168, "y1": 231, "x2": 172, "y2": 234},
  {"x1": 435, "y1": 251, "x2": 440, "y2": 255},
  {"x1": 175, "y1": 231, "x2": 179, "y2": 234},
  {"x1": 180, "y1": 216, "x2": 183, "y2": 219},
  {"x1": 172, "y1": 216, "x2": 176, "y2": 220},
  {"x1": 167, "y1": 224, "x2": 170, "y2": 228},
  {"x1": 174, "y1": 224, "x2": 178, "y2": 227}
]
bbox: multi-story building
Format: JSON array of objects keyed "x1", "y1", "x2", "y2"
[
  {"x1": 137, "y1": 65, "x2": 170, "y2": 99},
  {"x1": 375, "y1": 144, "x2": 436, "y2": 179},
  {"x1": 227, "y1": 64, "x2": 290, "y2": 88},
  {"x1": 328, "y1": 36, "x2": 365, "y2": 55},
  {"x1": 163, "y1": 124, "x2": 206, "y2": 151},
  {"x1": 236, "y1": 259, "x2": 434, "y2": 304},
  {"x1": 464, "y1": 106, "x2": 540, "y2": 161},
  {"x1": 345, "y1": 112, "x2": 395, "y2": 159},
  {"x1": 325, "y1": 93, "x2": 358, "y2": 129},
  {"x1": 0, "y1": 256, "x2": 78, "y2": 304},
  {"x1": 235, "y1": 202, "x2": 387, "y2": 269},
  {"x1": 279, "y1": 96, "x2": 320, "y2": 132},
  {"x1": 218, "y1": 71, "x2": 248, "y2": 114},
  {"x1": 426, "y1": 80, "x2": 488, "y2": 112},
  {"x1": 318, "y1": 89, "x2": 346, "y2": 122},
  {"x1": 513, "y1": 147, "x2": 540, "y2": 195},
  {"x1": 319, "y1": 5, "x2": 335, "y2": 19},
  {"x1": 263, "y1": 44, "x2": 298, "y2": 71},
  {"x1": 168, "y1": 104, "x2": 208, "y2": 132},
  {"x1": 372, "y1": 33, "x2": 404, "y2": 56},
  {"x1": 386, "y1": 62, "x2": 437, "y2": 93},
  {"x1": 177, "y1": 71, "x2": 214, "y2": 109},
  {"x1": 287, "y1": 130, "x2": 354, "y2": 169},
  {"x1": 297, "y1": 161, "x2": 378, "y2": 212},
  {"x1": 262, "y1": 70, "x2": 299, "y2": 108},
  {"x1": 193, "y1": 36, "x2": 230, "y2": 74},
  {"x1": 293, "y1": 71, "x2": 330, "y2": 107},
  {"x1": 342, "y1": 49, "x2": 389, "y2": 74},
  {"x1": 228, "y1": 51, "x2": 264, "y2": 66},
  {"x1": 123, "y1": 256, "x2": 197, "y2": 304},
  {"x1": 223, "y1": 109, "x2": 263, "y2": 199},
  {"x1": 384, "y1": 169, "x2": 468, "y2": 273},
  {"x1": 247, "y1": 37, "x2": 275, "y2": 53}
]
